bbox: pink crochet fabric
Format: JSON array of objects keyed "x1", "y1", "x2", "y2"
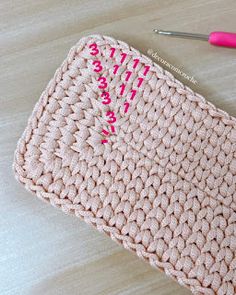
[{"x1": 13, "y1": 34, "x2": 236, "y2": 295}]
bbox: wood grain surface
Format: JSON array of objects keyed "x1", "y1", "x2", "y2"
[{"x1": 1, "y1": 1, "x2": 236, "y2": 294}]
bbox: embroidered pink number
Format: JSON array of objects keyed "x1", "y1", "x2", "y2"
[
  {"x1": 120, "y1": 84, "x2": 126, "y2": 96},
  {"x1": 106, "y1": 111, "x2": 116, "y2": 124},
  {"x1": 130, "y1": 89, "x2": 137, "y2": 100},
  {"x1": 98, "y1": 77, "x2": 108, "y2": 89},
  {"x1": 137, "y1": 77, "x2": 144, "y2": 87},
  {"x1": 110, "y1": 47, "x2": 116, "y2": 58},
  {"x1": 110, "y1": 125, "x2": 115, "y2": 133},
  {"x1": 102, "y1": 129, "x2": 109, "y2": 136},
  {"x1": 103, "y1": 125, "x2": 115, "y2": 134},
  {"x1": 93, "y1": 60, "x2": 103, "y2": 72},
  {"x1": 120, "y1": 52, "x2": 127, "y2": 64},
  {"x1": 133, "y1": 58, "x2": 139, "y2": 69},
  {"x1": 101, "y1": 92, "x2": 111, "y2": 105},
  {"x1": 113, "y1": 65, "x2": 119, "y2": 75},
  {"x1": 89, "y1": 43, "x2": 99, "y2": 56},
  {"x1": 143, "y1": 65, "x2": 150, "y2": 76},
  {"x1": 101, "y1": 139, "x2": 108, "y2": 144},
  {"x1": 125, "y1": 71, "x2": 132, "y2": 82},
  {"x1": 101, "y1": 125, "x2": 116, "y2": 144},
  {"x1": 124, "y1": 102, "x2": 130, "y2": 113}
]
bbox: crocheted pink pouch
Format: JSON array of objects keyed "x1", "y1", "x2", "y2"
[{"x1": 13, "y1": 35, "x2": 236, "y2": 295}]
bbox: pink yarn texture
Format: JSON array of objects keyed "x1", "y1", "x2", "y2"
[{"x1": 13, "y1": 35, "x2": 236, "y2": 295}]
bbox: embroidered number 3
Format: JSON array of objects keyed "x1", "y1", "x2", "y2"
[
  {"x1": 101, "y1": 92, "x2": 111, "y2": 105},
  {"x1": 92, "y1": 60, "x2": 103, "y2": 72},
  {"x1": 106, "y1": 111, "x2": 116, "y2": 123},
  {"x1": 89, "y1": 43, "x2": 99, "y2": 56},
  {"x1": 98, "y1": 77, "x2": 108, "y2": 89}
]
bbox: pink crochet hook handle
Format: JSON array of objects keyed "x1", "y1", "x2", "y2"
[
  {"x1": 209, "y1": 31, "x2": 236, "y2": 48},
  {"x1": 154, "y1": 29, "x2": 236, "y2": 48}
]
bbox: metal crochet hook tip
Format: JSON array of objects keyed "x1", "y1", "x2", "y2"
[
  {"x1": 153, "y1": 29, "x2": 209, "y2": 41},
  {"x1": 153, "y1": 29, "x2": 172, "y2": 35}
]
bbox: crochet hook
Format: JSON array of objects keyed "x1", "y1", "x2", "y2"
[{"x1": 153, "y1": 29, "x2": 236, "y2": 48}]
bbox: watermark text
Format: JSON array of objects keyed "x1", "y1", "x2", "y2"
[{"x1": 147, "y1": 48, "x2": 197, "y2": 85}]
